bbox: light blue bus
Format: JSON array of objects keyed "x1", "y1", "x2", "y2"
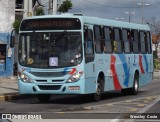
[{"x1": 18, "y1": 14, "x2": 153, "y2": 102}]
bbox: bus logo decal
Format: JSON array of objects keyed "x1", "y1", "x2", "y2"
[
  {"x1": 110, "y1": 55, "x2": 122, "y2": 90},
  {"x1": 63, "y1": 67, "x2": 70, "y2": 75},
  {"x1": 69, "y1": 68, "x2": 77, "y2": 75}
]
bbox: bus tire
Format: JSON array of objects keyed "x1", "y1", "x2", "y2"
[
  {"x1": 130, "y1": 73, "x2": 139, "y2": 95},
  {"x1": 93, "y1": 78, "x2": 103, "y2": 102},
  {"x1": 37, "y1": 94, "x2": 51, "y2": 103}
]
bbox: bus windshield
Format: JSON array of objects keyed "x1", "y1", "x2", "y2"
[{"x1": 18, "y1": 32, "x2": 82, "y2": 68}]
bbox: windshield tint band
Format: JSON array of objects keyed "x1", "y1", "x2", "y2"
[{"x1": 20, "y1": 18, "x2": 81, "y2": 31}]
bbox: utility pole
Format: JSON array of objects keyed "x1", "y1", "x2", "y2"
[
  {"x1": 133, "y1": 0, "x2": 135, "y2": 22},
  {"x1": 125, "y1": 11, "x2": 135, "y2": 23},
  {"x1": 23, "y1": 0, "x2": 33, "y2": 18},
  {"x1": 48, "y1": 0, "x2": 53, "y2": 15},
  {"x1": 48, "y1": 0, "x2": 62, "y2": 15},
  {"x1": 137, "y1": 0, "x2": 150, "y2": 24}
]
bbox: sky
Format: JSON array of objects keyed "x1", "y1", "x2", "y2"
[{"x1": 68, "y1": 0, "x2": 160, "y2": 24}]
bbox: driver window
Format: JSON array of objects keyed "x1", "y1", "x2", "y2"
[
  {"x1": 84, "y1": 29, "x2": 94, "y2": 63},
  {"x1": 85, "y1": 29, "x2": 94, "y2": 55}
]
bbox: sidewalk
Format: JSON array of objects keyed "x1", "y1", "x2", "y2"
[
  {"x1": 0, "y1": 71, "x2": 160, "y2": 101},
  {"x1": 153, "y1": 70, "x2": 160, "y2": 79},
  {"x1": 0, "y1": 76, "x2": 33, "y2": 101}
]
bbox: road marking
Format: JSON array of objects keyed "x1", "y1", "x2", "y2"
[
  {"x1": 144, "y1": 100, "x2": 150, "y2": 103},
  {"x1": 138, "y1": 104, "x2": 146, "y2": 107},
  {"x1": 107, "y1": 104, "x2": 113, "y2": 106},
  {"x1": 130, "y1": 108, "x2": 138, "y2": 112},
  {"x1": 125, "y1": 100, "x2": 132, "y2": 103},
  {"x1": 137, "y1": 95, "x2": 160, "y2": 113},
  {"x1": 145, "y1": 97, "x2": 153, "y2": 100},
  {"x1": 55, "y1": 112, "x2": 65, "y2": 114}
]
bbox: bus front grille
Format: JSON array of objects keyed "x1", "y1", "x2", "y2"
[
  {"x1": 38, "y1": 85, "x2": 61, "y2": 90},
  {"x1": 36, "y1": 80, "x2": 47, "y2": 82},
  {"x1": 52, "y1": 80, "x2": 64, "y2": 82},
  {"x1": 30, "y1": 71, "x2": 70, "y2": 77}
]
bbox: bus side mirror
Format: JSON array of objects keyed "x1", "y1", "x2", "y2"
[{"x1": 10, "y1": 29, "x2": 15, "y2": 48}]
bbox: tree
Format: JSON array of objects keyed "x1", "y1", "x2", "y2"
[
  {"x1": 152, "y1": 34, "x2": 160, "y2": 57},
  {"x1": 34, "y1": 6, "x2": 45, "y2": 16},
  {"x1": 147, "y1": 17, "x2": 160, "y2": 58},
  {"x1": 58, "y1": 0, "x2": 72, "y2": 13},
  {"x1": 12, "y1": 19, "x2": 21, "y2": 34}
]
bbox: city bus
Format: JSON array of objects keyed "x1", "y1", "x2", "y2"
[{"x1": 18, "y1": 14, "x2": 153, "y2": 102}]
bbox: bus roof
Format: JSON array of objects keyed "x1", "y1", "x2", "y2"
[
  {"x1": 22, "y1": 14, "x2": 150, "y2": 31},
  {"x1": 83, "y1": 16, "x2": 150, "y2": 31}
]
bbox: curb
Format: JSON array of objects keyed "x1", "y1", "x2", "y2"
[{"x1": 0, "y1": 93, "x2": 35, "y2": 101}]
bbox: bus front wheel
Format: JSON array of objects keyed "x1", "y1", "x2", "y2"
[
  {"x1": 37, "y1": 94, "x2": 51, "y2": 103},
  {"x1": 93, "y1": 83, "x2": 101, "y2": 102},
  {"x1": 93, "y1": 78, "x2": 103, "y2": 102}
]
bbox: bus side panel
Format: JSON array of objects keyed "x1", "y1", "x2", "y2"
[
  {"x1": 104, "y1": 54, "x2": 115, "y2": 91},
  {"x1": 116, "y1": 54, "x2": 132, "y2": 89},
  {"x1": 85, "y1": 54, "x2": 115, "y2": 93},
  {"x1": 84, "y1": 62, "x2": 97, "y2": 94},
  {"x1": 139, "y1": 54, "x2": 153, "y2": 86}
]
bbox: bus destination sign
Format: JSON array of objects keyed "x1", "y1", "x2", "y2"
[{"x1": 20, "y1": 18, "x2": 81, "y2": 31}]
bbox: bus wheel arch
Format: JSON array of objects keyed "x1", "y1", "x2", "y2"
[{"x1": 93, "y1": 72, "x2": 105, "y2": 102}]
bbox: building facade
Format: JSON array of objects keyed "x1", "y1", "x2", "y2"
[{"x1": 0, "y1": 0, "x2": 15, "y2": 77}]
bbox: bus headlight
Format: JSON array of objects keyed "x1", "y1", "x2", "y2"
[
  {"x1": 67, "y1": 71, "x2": 83, "y2": 83},
  {"x1": 18, "y1": 72, "x2": 33, "y2": 83}
]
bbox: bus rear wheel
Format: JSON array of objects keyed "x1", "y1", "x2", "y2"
[
  {"x1": 121, "y1": 73, "x2": 139, "y2": 95},
  {"x1": 130, "y1": 73, "x2": 139, "y2": 95},
  {"x1": 37, "y1": 94, "x2": 51, "y2": 103}
]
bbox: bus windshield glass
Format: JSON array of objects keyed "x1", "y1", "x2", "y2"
[{"x1": 18, "y1": 32, "x2": 82, "y2": 68}]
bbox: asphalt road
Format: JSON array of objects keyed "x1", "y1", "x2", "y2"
[{"x1": 0, "y1": 78, "x2": 160, "y2": 121}]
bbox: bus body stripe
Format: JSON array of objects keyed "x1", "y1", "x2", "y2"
[
  {"x1": 63, "y1": 67, "x2": 70, "y2": 74},
  {"x1": 69, "y1": 68, "x2": 76, "y2": 75},
  {"x1": 139, "y1": 55, "x2": 145, "y2": 74},
  {"x1": 118, "y1": 54, "x2": 129, "y2": 87},
  {"x1": 143, "y1": 54, "x2": 148, "y2": 73},
  {"x1": 110, "y1": 55, "x2": 122, "y2": 90}
]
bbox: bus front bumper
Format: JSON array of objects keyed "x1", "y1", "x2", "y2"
[{"x1": 18, "y1": 79, "x2": 85, "y2": 95}]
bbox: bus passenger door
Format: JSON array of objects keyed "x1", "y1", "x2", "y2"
[{"x1": 84, "y1": 29, "x2": 95, "y2": 93}]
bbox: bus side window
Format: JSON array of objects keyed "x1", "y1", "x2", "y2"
[
  {"x1": 144, "y1": 32, "x2": 148, "y2": 53},
  {"x1": 103, "y1": 27, "x2": 112, "y2": 53},
  {"x1": 140, "y1": 31, "x2": 146, "y2": 54},
  {"x1": 85, "y1": 29, "x2": 94, "y2": 54},
  {"x1": 122, "y1": 29, "x2": 131, "y2": 53},
  {"x1": 146, "y1": 32, "x2": 152, "y2": 54},
  {"x1": 130, "y1": 30, "x2": 134, "y2": 52},
  {"x1": 113, "y1": 28, "x2": 122, "y2": 53},
  {"x1": 133, "y1": 30, "x2": 139, "y2": 53},
  {"x1": 94, "y1": 26, "x2": 103, "y2": 53},
  {"x1": 84, "y1": 29, "x2": 94, "y2": 63}
]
